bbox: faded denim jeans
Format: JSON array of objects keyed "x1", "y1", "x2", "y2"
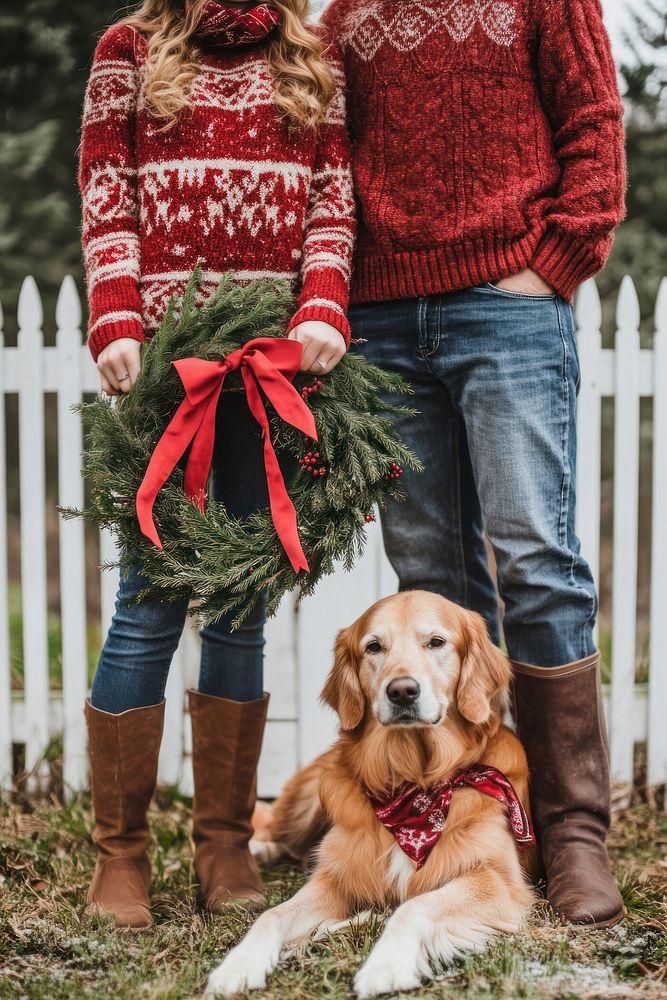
[
  {"x1": 90, "y1": 393, "x2": 276, "y2": 713},
  {"x1": 350, "y1": 283, "x2": 597, "y2": 667}
]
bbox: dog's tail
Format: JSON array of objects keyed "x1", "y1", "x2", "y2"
[{"x1": 251, "y1": 753, "x2": 332, "y2": 867}]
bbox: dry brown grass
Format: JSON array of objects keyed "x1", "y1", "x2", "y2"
[{"x1": 1, "y1": 789, "x2": 666, "y2": 1000}]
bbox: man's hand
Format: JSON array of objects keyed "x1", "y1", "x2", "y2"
[
  {"x1": 96, "y1": 338, "x2": 142, "y2": 395},
  {"x1": 288, "y1": 320, "x2": 347, "y2": 374},
  {"x1": 494, "y1": 268, "x2": 554, "y2": 296}
]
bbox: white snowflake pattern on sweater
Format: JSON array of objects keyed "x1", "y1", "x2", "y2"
[{"x1": 340, "y1": 0, "x2": 518, "y2": 61}]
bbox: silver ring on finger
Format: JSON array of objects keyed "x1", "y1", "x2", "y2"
[
  {"x1": 118, "y1": 371, "x2": 130, "y2": 382},
  {"x1": 316, "y1": 358, "x2": 327, "y2": 371}
]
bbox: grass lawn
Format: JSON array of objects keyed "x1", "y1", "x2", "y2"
[{"x1": 1, "y1": 792, "x2": 666, "y2": 1000}]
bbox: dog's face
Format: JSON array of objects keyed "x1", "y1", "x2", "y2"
[{"x1": 321, "y1": 591, "x2": 511, "y2": 732}]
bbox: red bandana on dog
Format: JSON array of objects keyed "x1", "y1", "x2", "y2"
[
  {"x1": 368, "y1": 764, "x2": 535, "y2": 870},
  {"x1": 196, "y1": 2, "x2": 281, "y2": 48}
]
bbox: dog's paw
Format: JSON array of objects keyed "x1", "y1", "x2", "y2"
[
  {"x1": 353, "y1": 952, "x2": 422, "y2": 998},
  {"x1": 205, "y1": 949, "x2": 269, "y2": 998}
]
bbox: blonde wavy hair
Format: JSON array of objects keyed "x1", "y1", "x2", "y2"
[{"x1": 122, "y1": 0, "x2": 337, "y2": 129}]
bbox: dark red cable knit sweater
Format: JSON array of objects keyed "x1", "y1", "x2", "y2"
[{"x1": 321, "y1": 0, "x2": 626, "y2": 303}]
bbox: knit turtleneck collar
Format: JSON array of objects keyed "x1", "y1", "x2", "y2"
[{"x1": 194, "y1": 2, "x2": 280, "y2": 48}]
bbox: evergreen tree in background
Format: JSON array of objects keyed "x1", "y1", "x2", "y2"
[
  {"x1": 602, "y1": 0, "x2": 667, "y2": 315},
  {"x1": 0, "y1": 0, "x2": 121, "y2": 336}
]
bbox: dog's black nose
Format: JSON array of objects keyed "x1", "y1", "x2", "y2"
[{"x1": 386, "y1": 676, "x2": 421, "y2": 706}]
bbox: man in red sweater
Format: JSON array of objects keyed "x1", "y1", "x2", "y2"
[{"x1": 321, "y1": 0, "x2": 626, "y2": 927}]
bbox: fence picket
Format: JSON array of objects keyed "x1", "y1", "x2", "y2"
[
  {"x1": 648, "y1": 279, "x2": 667, "y2": 788},
  {"x1": 159, "y1": 640, "x2": 186, "y2": 788},
  {"x1": 56, "y1": 277, "x2": 89, "y2": 794},
  {"x1": 575, "y1": 281, "x2": 603, "y2": 608},
  {"x1": 0, "y1": 304, "x2": 12, "y2": 788},
  {"x1": 264, "y1": 597, "x2": 297, "y2": 720},
  {"x1": 179, "y1": 622, "x2": 198, "y2": 797},
  {"x1": 17, "y1": 277, "x2": 50, "y2": 785},
  {"x1": 295, "y1": 518, "x2": 387, "y2": 766},
  {"x1": 99, "y1": 531, "x2": 119, "y2": 637},
  {"x1": 609, "y1": 276, "x2": 641, "y2": 785}
]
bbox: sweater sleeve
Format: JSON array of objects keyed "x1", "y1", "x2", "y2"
[
  {"x1": 286, "y1": 39, "x2": 356, "y2": 345},
  {"x1": 530, "y1": 0, "x2": 626, "y2": 300},
  {"x1": 79, "y1": 24, "x2": 145, "y2": 362}
]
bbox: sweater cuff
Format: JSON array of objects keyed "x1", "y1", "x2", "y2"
[
  {"x1": 87, "y1": 312, "x2": 145, "y2": 362},
  {"x1": 531, "y1": 227, "x2": 601, "y2": 302},
  {"x1": 287, "y1": 299, "x2": 351, "y2": 346}
]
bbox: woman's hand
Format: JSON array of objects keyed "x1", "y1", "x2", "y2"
[
  {"x1": 494, "y1": 268, "x2": 554, "y2": 295},
  {"x1": 96, "y1": 338, "x2": 142, "y2": 395},
  {"x1": 288, "y1": 321, "x2": 347, "y2": 375}
]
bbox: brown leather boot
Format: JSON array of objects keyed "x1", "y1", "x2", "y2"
[
  {"x1": 512, "y1": 654, "x2": 624, "y2": 927},
  {"x1": 84, "y1": 699, "x2": 164, "y2": 929},
  {"x1": 189, "y1": 690, "x2": 268, "y2": 914}
]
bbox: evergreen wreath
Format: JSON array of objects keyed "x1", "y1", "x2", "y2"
[{"x1": 63, "y1": 271, "x2": 421, "y2": 626}]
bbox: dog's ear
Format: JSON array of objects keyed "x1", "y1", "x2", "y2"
[
  {"x1": 320, "y1": 626, "x2": 365, "y2": 731},
  {"x1": 456, "y1": 612, "x2": 511, "y2": 726}
]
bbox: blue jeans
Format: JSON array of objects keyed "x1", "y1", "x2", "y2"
[
  {"x1": 350, "y1": 284, "x2": 597, "y2": 667},
  {"x1": 90, "y1": 393, "x2": 279, "y2": 713}
]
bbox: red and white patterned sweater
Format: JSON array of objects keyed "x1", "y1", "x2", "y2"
[{"x1": 79, "y1": 22, "x2": 355, "y2": 361}]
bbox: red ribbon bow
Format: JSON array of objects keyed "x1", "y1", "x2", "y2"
[
  {"x1": 135, "y1": 337, "x2": 317, "y2": 573},
  {"x1": 368, "y1": 764, "x2": 535, "y2": 869}
]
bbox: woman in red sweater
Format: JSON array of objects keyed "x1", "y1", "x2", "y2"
[{"x1": 79, "y1": 0, "x2": 354, "y2": 928}]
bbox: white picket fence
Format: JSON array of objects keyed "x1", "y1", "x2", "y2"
[{"x1": 0, "y1": 274, "x2": 666, "y2": 799}]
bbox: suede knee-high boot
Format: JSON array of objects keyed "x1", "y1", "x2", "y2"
[
  {"x1": 188, "y1": 690, "x2": 268, "y2": 913},
  {"x1": 84, "y1": 700, "x2": 165, "y2": 929}
]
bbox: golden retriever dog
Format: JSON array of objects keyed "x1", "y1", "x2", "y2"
[{"x1": 206, "y1": 592, "x2": 537, "y2": 998}]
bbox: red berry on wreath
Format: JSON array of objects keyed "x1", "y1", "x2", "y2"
[
  {"x1": 383, "y1": 462, "x2": 404, "y2": 481},
  {"x1": 301, "y1": 379, "x2": 323, "y2": 400},
  {"x1": 364, "y1": 512, "x2": 376, "y2": 523},
  {"x1": 299, "y1": 449, "x2": 327, "y2": 476}
]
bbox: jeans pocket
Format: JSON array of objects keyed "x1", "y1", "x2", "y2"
[
  {"x1": 561, "y1": 301, "x2": 581, "y2": 393},
  {"x1": 483, "y1": 282, "x2": 556, "y2": 301}
]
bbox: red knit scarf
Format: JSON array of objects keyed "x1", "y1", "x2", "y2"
[
  {"x1": 368, "y1": 764, "x2": 535, "y2": 870},
  {"x1": 195, "y1": 2, "x2": 280, "y2": 47}
]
